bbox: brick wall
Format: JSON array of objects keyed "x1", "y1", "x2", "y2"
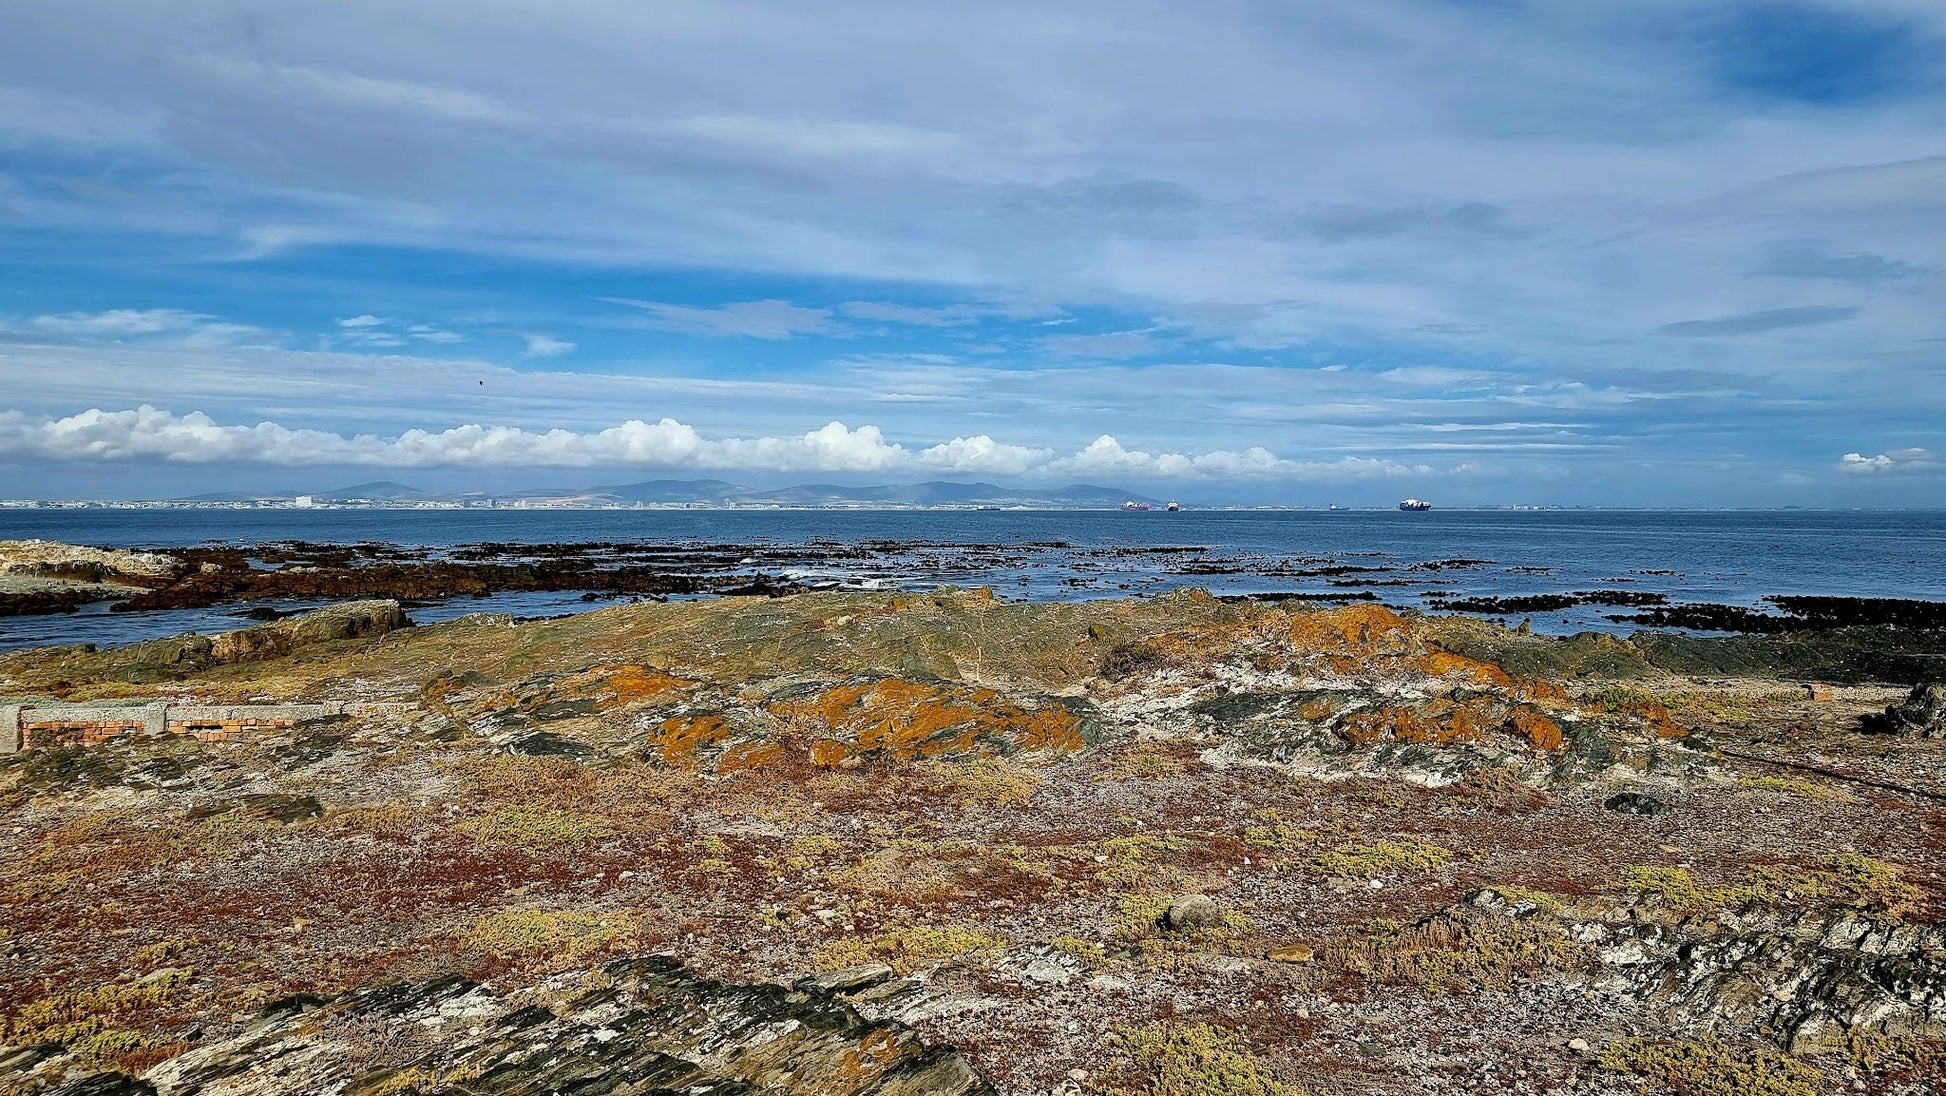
[{"x1": 1, "y1": 703, "x2": 341, "y2": 754}]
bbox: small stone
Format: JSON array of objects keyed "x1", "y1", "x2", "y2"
[
  {"x1": 1604, "y1": 791, "x2": 1669, "y2": 817},
  {"x1": 1566, "y1": 1038, "x2": 1590, "y2": 1053},
  {"x1": 1163, "y1": 894, "x2": 1223, "y2": 932},
  {"x1": 1068, "y1": 1069, "x2": 1090, "y2": 1082},
  {"x1": 1023, "y1": 958, "x2": 1072, "y2": 985},
  {"x1": 1267, "y1": 943, "x2": 1315, "y2": 963},
  {"x1": 1805, "y1": 683, "x2": 1834, "y2": 702}
]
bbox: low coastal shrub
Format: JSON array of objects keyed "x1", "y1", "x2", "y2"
[
  {"x1": 456, "y1": 806, "x2": 614, "y2": 848},
  {"x1": 1598, "y1": 1037, "x2": 1821, "y2": 1096},
  {"x1": 1314, "y1": 838, "x2": 1452, "y2": 879},
  {"x1": 1107, "y1": 1022, "x2": 1300, "y2": 1096},
  {"x1": 462, "y1": 908, "x2": 640, "y2": 963},
  {"x1": 812, "y1": 923, "x2": 1006, "y2": 973}
]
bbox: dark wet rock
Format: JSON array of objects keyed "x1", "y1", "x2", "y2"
[
  {"x1": 1163, "y1": 894, "x2": 1223, "y2": 932},
  {"x1": 1588, "y1": 907, "x2": 1946, "y2": 1052},
  {"x1": 1428, "y1": 594, "x2": 1578, "y2": 615},
  {"x1": 0, "y1": 589, "x2": 97, "y2": 617},
  {"x1": 1604, "y1": 791, "x2": 1670, "y2": 816},
  {"x1": 1862, "y1": 682, "x2": 1946, "y2": 738},
  {"x1": 24, "y1": 956, "x2": 989, "y2": 1096},
  {"x1": 1619, "y1": 596, "x2": 1946, "y2": 635},
  {"x1": 505, "y1": 729, "x2": 600, "y2": 758}
]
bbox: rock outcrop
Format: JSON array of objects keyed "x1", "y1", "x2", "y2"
[
  {"x1": 205, "y1": 601, "x2": 409, "y2": 665},
  {"x1": 1863, "y1": 682, "x2": 1946, "y2": 738},
  {"x1": 0, "y1": 541, "x2": 184, "y2": 585},
  {"x1": 17, "y1": 956, "x2": 989, "y2": 1096},
  {"x1": 1589, "y1": 907, "x2": 1946, "y2": 1051}
]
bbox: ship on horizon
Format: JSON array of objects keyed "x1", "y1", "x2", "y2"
[
  {"x1": 1398, "y1": 497, "x2": 1432, "y2": 512},
  {"x1": 1121, "y1": 499, "x2": 1153, "y2": 511}
]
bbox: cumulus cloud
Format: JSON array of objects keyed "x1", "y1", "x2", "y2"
[
  {"x1": 336, "y1": 315, "x2": 385, "y2": 328},
  {"x1": 0, "y1": 407, "x2": 1469, "y2": 482},
  {"x1": 1838, "y1": 448, "x2": 1936, "y2": 474}
]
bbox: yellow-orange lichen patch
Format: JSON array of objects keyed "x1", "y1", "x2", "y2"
[
  {"x1": 1338, "y1": 701, "x2": 1495, "y2": 748},
  {"x1": 769, "y1": 678, "x2": 1087, "y2": 765},
  {"x1": 1506, "y1": 706, "x2": 1565, "y2": 752},
  {"x1": 1415, "y1": 649, "x2": 1515, "y2": 687},
  {"x1": 559, "y1": 663, "x2": 695, "y2": 710},
  {"x1": 645, "y1": 713, "x2": 735, "y2": 767},
  {"x1": 1512, "y1": 678, "x2": 1572, "y2": 706},
  {"x1": 1278, "y1": 604, "x2": 1416, "y2": 658},
  {"x1": 1151, "y1": 603, "x2": 1423, "y2": 674}
]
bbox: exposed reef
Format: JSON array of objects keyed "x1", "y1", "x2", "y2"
[{"x1": 2, "y1": 591, "x2": 1943, "y2": 1094}]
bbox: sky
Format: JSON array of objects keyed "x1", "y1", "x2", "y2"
[{"x1": 0, "y1": 1, "x2": 1943, "y2": 505}]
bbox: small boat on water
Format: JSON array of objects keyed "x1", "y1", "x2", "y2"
[
  {"x1": 1398, "y1": 497, "x2": 1432, "y2": 512},
  {"x1": 1166, "y1": 500, "x2": 1181, "y2": 511},
  {"x1": 1121, "y1": 500, "x2": 1152, "y2": 511}
]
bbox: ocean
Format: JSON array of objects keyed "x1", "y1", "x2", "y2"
[{"x1": 3, "y1": 507, "x2": 1943, "y2": 652}]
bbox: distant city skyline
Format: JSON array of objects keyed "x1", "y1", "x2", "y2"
[{"x1": 2, "y1": 2, "x2": 1944, "y2": 505}]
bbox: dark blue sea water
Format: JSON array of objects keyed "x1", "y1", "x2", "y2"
[{"x1": 3, "y1": 508, "x2": 1943, "y2": 651}]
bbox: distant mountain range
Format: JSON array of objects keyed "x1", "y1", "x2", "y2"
[{"x1": 183, "y1": 479, "x2": 1170, "y2": 509}]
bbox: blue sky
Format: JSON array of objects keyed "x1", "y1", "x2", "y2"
[{"x1": 0, "y1": 0, "x2": 1942, "y2": 504}]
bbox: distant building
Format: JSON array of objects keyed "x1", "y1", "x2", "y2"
[{"x1": 293, "y1": 495, "x2": 316, "y2": 508}]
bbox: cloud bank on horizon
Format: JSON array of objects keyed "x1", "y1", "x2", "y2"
[{"x1": 0, "y1": 1, "x2": 1942, "y2": 504}]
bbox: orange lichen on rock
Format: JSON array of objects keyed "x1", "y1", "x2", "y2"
[
  {"x1": 1512, "y1": 678, "x2": 1572, "y2": 706},
  {"x1": 1338, "y1": 700, "x2": 1495, "y2": 748},
  {"x1": 1415, "y1": 649, "x2": 1515, "y2": 687},
  {"x1": 1277, "y1": 604, "x2": 1416, "y2": 658},
  {"x1": 769, "y1": 678, "x2": 1088, "y2": 766},
  {"x1": 557, "y1": 663, "x2": 695, "y2": 710},
  {"x1": 645, "y1": 712, "x2": 735, "y2": 767},
  {"x1": 1506, "y1": 706, "x2": 1565, "y2": 752}
]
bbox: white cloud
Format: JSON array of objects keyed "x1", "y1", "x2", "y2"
[
  {"x1": 1838, "y1": 448, "x2": 1937, "y2": 474},
  {"x1": 917, "y1": 434, "x2": 1055, "y2": 476},
  {"x1": 337, "y1": 315, "x2": 385, "y2": 328},
  {"x1": 602, "y1": 298, "x2": 836, "y2": 340},
  {"x1": 522, "y1": 334, "x2": 575, "y2": 357},
  {"x1": 0, "y1": 406, "x2": 1475, "y2": 482},
  {"x1": 1045, "y1": 435, "x2": 1440, "y2": 480},
  {"x1": 28, "y1": 309, "x2": 269, "y2": 348}
]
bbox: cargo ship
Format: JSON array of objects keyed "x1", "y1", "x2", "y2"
[
  {"x1": 1120, "y1": 500, "x2": 1152, "y2": 511},
  {"x1": 1398, "y1": 497, "x2": 1432, "y2": 512}
]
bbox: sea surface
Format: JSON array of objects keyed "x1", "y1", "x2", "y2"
[{"x1": 3, "y1": 508, "x2": 1943, "y2": 651}]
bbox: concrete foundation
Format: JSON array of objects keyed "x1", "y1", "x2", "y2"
[{"x1": 0, "y1": 702, "x2": 341, "y2": 754}]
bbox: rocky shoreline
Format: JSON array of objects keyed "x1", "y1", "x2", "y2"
[{"x1": 1, "y1": 588, "x2": 1943, "y2": 1093}]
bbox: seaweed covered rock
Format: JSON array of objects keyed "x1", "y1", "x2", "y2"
[{"x1": 23, "y1": 956, "x2": 989, "y2": 1096}]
